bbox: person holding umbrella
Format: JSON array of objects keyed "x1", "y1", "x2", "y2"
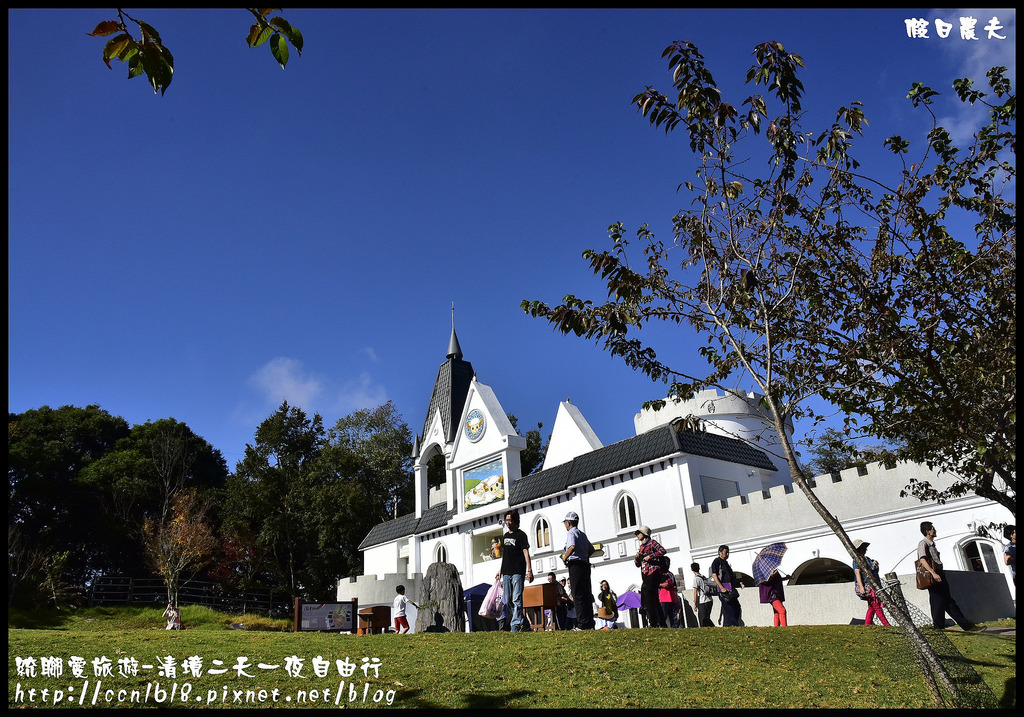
[
  {"x1": 758, "y1": 570, "x2": 787, "y2": 626},
  {"x1": 753, "y1": 543, "x2": 788, "y2": 627}
]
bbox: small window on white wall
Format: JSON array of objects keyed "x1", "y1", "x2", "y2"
[
  {"x1": 435, "y1": 544, "x2": 448, "y2": 564},
  {"x1": 616, "y1": 493, "x2": 639, "y2": 532},
  {"x1": 535, "y1": 517, "x2": 551, "y2": 549},
  {"x1": 961, "y1": 539, "x2": 999, "y2": 573},
  {"x1": 700, "y1": 475, "x2": 740, "y2": 504}
]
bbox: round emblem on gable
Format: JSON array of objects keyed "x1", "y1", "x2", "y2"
[{"x1": 464, "y1": 409, "x2": 486, "y2": 442}]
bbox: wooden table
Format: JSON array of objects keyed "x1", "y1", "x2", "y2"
[
  {"x1": 357, "y1": 606, "x2": 391, "y2": 634},
  {"x1": 523, "y1": 583, "x2": 560, "y2": 631}
]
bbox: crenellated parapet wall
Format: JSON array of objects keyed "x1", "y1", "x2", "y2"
[
  {"x1": 336, "y1": 572, "x2": 423, "y2": 609},
  {"x1": 685, "y1": 461, "x2": 962, "y2": 550}
]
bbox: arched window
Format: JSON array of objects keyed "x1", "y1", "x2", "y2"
[
  {"x1": 434, "y1": 544, "x2": 448, "y2": 564},
  {"x1": 616, "y1": 493, "x2": 639, "y2": 532},
  {"x1": 534, "y1": 517, "x2": 551, "y2": 550},
  {"x1": 961, "y1": 539, "x2": 1000, "y2": 573}
]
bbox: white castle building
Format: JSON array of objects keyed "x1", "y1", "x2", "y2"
[{"x1": 337, "y1": 329, "x2": 1015, "y2": 629}]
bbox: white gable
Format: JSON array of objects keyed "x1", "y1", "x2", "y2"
[
  {"x1": 450, "y1": 379, "x2": 518, "y2": 466},
  {"x1": 447, "y1": 379, "x2": 527, "y2": 517},
  {"x1": 422, "y1": 405, "x2": 450, "y2": 454},
  {"x1": 542, "y1": 400, "x2": 603, "y2": 470}
]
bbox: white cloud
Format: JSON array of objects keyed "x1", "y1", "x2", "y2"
[
  {"x1": 238, "y1": 358, "x2": 391, "y2": 431},
  {"x1": 248, "y1": 357, "x2": 323, "y2": 409},
  {"x1": 935, "y1": 9, "x2": 1015, "y2": 80},
  {"x1": 925, "y1": 9, "x2": 1016, "y2": 149}
]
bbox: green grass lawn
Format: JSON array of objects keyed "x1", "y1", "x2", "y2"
[{"x1": 8, "y1": 606, "x2": 1015, "y2": 709}]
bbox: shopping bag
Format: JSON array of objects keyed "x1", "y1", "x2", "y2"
[{"x1": 479, "y1": 578, "x2": 505, "y2": 619}]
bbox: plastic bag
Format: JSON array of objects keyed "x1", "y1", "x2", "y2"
[{"x1": 479, "y1": 578, "x2": 505, "y2": 619}]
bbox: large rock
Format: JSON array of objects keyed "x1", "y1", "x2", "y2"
[{"x1": 415, "y1": 562, "x2": 465, "y2": 633}]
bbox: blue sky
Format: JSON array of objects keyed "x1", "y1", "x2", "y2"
[{"x1": 8, "y1": 9, "x2": 1016, "y2": 467}]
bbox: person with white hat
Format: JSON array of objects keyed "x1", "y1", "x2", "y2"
[
  {"x1": 562, "y1": 511, "x2": 595, "y2": 630},
  {"x1": 634, "y1": 525, "x2": 668, "y2": 628}
]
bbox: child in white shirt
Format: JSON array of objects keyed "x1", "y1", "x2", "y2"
[{"x1": 393, "y1": 585, "x2": 418, "y2": 634}]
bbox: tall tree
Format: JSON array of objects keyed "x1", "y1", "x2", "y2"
[
  {"x1": 78, "y1": 418, "x2": 228, "y2": 578},
  {"x1": 8, "y1": 524, "x2": 47, "y2": 608},
  {"x1": 206, "y1": 528, "x2": 274, "y2": 610},
  {"x1": 804, "y1": 428, "x2": 889, "y2": 479},
  {"x1": 507, "y1": 414, "x2": 548, "y2": 476},
  {"x1": 226, "y1": 401, "x2": 332, "y2": 599},
  {"x1": 8, "y1": 405, "x2": 130, "y2": 587},
  {"x1": 327, "y1": 402, "x2": 414, "y2": 521},
  {"x1": 320, "y1": 402, "x2": 414, "y2": 576},
  {"x1": 523, "y1": 40, "x2": 1013, "y2": 704}
]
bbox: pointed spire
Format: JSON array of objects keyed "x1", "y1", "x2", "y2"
[
  {"x1": 447, "y1": 303, "x2": 463, "y2": 360},
  {"x1": 423, "y1": 304, "x2": 474, "y2": 443}
]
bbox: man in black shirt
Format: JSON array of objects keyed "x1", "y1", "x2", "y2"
[
  {"x1": 499, "y1": 510, "x2": 533, "y2": 632},
  {"x1": 711, "y1": 544, "x2": 743, "y2": 627}
]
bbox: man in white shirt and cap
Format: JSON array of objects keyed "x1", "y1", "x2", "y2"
[{"x1": 561, "y1": 511, "x2": 595, "y2": 631}]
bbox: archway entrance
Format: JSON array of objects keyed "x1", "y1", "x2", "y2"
[{"x1": 788, "y1": 557, "x2": 855, "y2": 585}]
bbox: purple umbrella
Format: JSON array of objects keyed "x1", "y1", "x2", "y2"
[
  {"x1": 616, "y1": 591, "x2": 642, "y2": 610},
  {"x1": 752, "y1": 542, "x2": 787, "y2": 585}
]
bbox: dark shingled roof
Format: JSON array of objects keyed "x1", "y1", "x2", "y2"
[
  {"x1": 421, "y1": 356, "x2": 474, "y2": 446},
  {"x1": 359, "y1": 422, "x2": 777, "y2": 549},
  {"x1": 358, "y1": 504, "x2": 456, "y2": 551},
  {"x1": 509, "y1": 423, "x2": 777, "y2": 506}
]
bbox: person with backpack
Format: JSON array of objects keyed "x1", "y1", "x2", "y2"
[
  {"x1": 691, "y1": 562, "x2": 716, "y2": 627},
  {"x1": 852, "y1": 539, "x2": 890, "y2": 627}
]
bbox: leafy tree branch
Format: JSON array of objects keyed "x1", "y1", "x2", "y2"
[
  {"x1": 89, "y1": 8, "x2": 303, "y2": 95},
  {"x1": 524, "y1": 39, "x2": 1014, "y2": 704}
]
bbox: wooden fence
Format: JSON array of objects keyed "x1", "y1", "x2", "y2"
[{"x1": 88, "y1": 576, "x2": 288, "y2": 615}]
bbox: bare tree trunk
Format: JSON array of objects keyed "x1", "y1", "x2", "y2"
[
  {"x1": 150, "y1": 423, "x2": 196, "y2": 524},
  {"x1": 768, "y1": 410, "x2": 960, "y2": 705}
]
